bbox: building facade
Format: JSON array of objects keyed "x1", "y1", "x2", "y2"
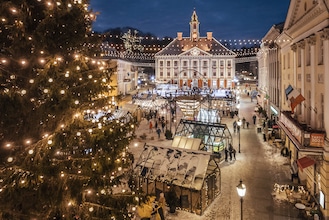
[
  {"x1": 155, "y1": 10, "x2": 236, "y2": 89},
  {"x1": 257, "y1": 23, "x2": 284, "y2": 120},
  {"x1": 274, "y1": 0, "x2": 329, "y2": 218},
  {"x1": 108, "y1": 59, "x2": 138, "y2": 97}
]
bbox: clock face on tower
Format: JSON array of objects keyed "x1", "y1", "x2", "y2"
[{"x1": 192, "y1": 33, "x2": 197, "y2": 39}]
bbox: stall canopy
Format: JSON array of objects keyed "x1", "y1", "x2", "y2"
[
  {"x1": 297, "y1": 157, "x2": 315, "y2": 170},
  {"x1": 134, "y1": 144, "x2": 219, "y2": 190}
]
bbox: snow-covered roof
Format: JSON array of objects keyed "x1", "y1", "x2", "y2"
[
  {"x1": 171, "y1": 136, "x2": 201, "y2": 150},
  {"x1": 155, "y1": 37, "x2": 236, "y2": 57},
  {"x1": 134, "y1": 144, "x2": 219, "y2": 190}
]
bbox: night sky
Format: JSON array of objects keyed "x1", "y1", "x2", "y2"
[{"x1": 90, "y1": 0, "x2": 290, "y2": 40}]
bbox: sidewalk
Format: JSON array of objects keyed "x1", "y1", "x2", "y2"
[{"x1": 128, "y1": 92, "x2": 303, "y2": 220}]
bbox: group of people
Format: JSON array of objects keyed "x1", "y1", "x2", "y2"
[
  {"x1": 232, "y1": 114, "x2": 256, "y2": 133},
  {"x1": 149, "y1": 116, "x2": 167, "y2": 139},
  {"x1": 137, "y1": 193, "x2": 166, "y2": 220},
  {"x1": 225, "y1": 144, "x2": 236, "y2": 161}
]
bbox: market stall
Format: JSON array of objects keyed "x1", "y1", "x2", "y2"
[{"x1": 134, "y1": 144, "x2": 221, "y2": 215}]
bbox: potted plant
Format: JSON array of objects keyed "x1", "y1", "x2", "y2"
[{"x1": 166, "y1": 188, "x2": 178, "y2": 213}]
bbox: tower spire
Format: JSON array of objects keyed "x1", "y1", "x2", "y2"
[{"x1": 190, "y1": 8, "x2": 200, "y2": 41}]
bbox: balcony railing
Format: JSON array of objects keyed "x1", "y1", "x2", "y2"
[{"x1": 278, "y1": 111, "x2": 325, "y2": 149}]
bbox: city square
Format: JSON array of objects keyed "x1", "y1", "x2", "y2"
[{"x1": 0, "y1": 0, "x2": 328, "y2": 219}]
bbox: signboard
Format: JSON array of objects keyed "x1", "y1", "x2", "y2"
[
  {"x1": 280, "y1": 113, "x2": 302, "y2": 143},
  {"x1": 309, "y1": 133, "x2": 325, "y2": 147}
]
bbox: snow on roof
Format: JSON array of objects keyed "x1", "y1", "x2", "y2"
[
  {"x1": 134, "y1": 144, "x2": 218, "y2": 190},
  {"x1": 172, "y1": 136, "x2": 201, "y2": 151}
]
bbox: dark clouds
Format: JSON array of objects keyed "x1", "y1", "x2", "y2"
[{"x1": 90, "y1": 0, "x2": 290, "y2": 40}]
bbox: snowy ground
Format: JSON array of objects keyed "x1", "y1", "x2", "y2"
[
  {"x1": 128, "y1": 88, "x2": 296, "y2": 220},
  {"x1": 129, "y1": 131, "x2": 287, "y2": 220}
]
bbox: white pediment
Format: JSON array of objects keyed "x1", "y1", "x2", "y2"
[
  {"x1": 284, "y1": 0, "x2": 326, "y2": 31},
  {"x1": 179, "y1": 47, "x2": 211, "y2": 57}
]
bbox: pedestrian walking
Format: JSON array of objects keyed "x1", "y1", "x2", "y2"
[
  {"x1": 156, "y1": 128, "x2": 161, "y2": 139},
  {"x1": 252, "y1": 114, "x2": 257, "y2": 124},
  {"x1": 155, "y1": 121, "x2": 158, "y2": 129},
  {"x1": 161, "y1": 122, "x2": 165, "y2": 132},
  {"x1": 149, "y1": 121, "x2": 153, "y2": 133},
  {"x1": 233, "y1": 120, "x2": 237, "y2": 133},
  {"x1": 232, "y1": 148, "x2": 236, "y2": 160},
  {"x1": 228, "y1": 144, "x2": 233, "y2": 161},
  {"x1": 246, "y1": 121, "x2": 249, "y2": 129},
  {"x1": 242, "y1": 117, "x2": 246, "y2": 129}
]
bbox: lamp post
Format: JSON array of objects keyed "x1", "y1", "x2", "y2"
[
  {"x1": 237, "y1": 120, "x2": 242, "y2": 153},
  {"x1": 236, "y1": 180, "x2": 246, "y2": 220}
]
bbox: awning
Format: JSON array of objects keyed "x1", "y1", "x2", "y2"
[{"x1": 297, "y1": 157, "x2": 315, "y2": 170}]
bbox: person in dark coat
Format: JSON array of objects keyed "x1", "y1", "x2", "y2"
[
  {"x1": 232, "y1": 148, "x2": 236, "y2": 160},
  {"x1": 225, "y1": 148, "x2": 229, "y2": 162},
  {"x1": 233, "y1": 121, "x2": 237, "y2": 133},
  {"x1": 229, "y1": 144, "x2": 234, "y2": 161},
  {"x1": 161, "y1": 122, "x2": 165, "y2": 132},
  {"x1": 156, "y1": 128, "x2": 161, "y2": 139},
  {"x1": 252, "y1": 114, "x2": 256, "y2": 124}
]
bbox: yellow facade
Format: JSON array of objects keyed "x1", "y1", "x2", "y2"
[{"x1": 275, "y1": 0, "x2": 329, "y2": 218}]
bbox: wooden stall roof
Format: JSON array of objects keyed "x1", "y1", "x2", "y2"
[{"x1": 134, "y1": 144, "x2": 219, "y2": 190}]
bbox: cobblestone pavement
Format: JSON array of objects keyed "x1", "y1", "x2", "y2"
[{"x1": 128, "y1": 90, "x2": 303, "y2": 220}]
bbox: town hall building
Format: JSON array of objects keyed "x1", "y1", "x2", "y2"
[{"x1": 155, "y1": 10, "x2": 237, "y2": 89}]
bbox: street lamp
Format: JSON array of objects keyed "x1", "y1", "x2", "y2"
[
  {"x1": 236, "y1": 180, "x2": 246, "y2": 220},
  {"x1": 237, "y1": 120, "x2": 242, "y2": 153}
]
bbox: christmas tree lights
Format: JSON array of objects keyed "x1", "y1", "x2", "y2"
[{"x1": 0, "y1": 0, "x2": 141, "y2": 219}]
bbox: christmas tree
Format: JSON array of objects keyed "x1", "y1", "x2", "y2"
[{"x1": 0, "y1": 0, "x2": 139, "y2": 219}]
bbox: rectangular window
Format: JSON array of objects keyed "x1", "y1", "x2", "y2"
[
  {"x1": 193, "y1": 60, "x2": 198, "y2": 67},
  {"x1": 183, "y1": 61, "x2": 188, "y2": 67},
  {"x1": 213, "y1": 71, "x2": 216, "y2": 77},
  {"x1": 220, "y1": 71, "x2": 224, "y2": 77},
  {"x1": 166, "y1": 61, "x2": 170, "y2": 67},
  {"x1": 318, "y1": 74, "x2": 324, "y2": 83},
  {"x1": 220, "y1": 60, "x2": 224, "y2": 68},
  {"x1": 321, "y1": 93, "x2": 324, "y2": 129},
  {"x1": 212, "y1": 61, "x2": 216, "y2": 67},
  {"x1": 160, "y1": 71, "x2": 163, "y2": 77},
  {"x1": 174, "y1": 60, "x2": 178, "y2": 67},
  {"x1": 159, "y1": 61, "x2": 163, "y2": 67},
  {"x1": 306, "y1": 74, "x2": 311, "y2": 82},
  {"x1": 227, "y1": 70, "x2": 231, "y2": 77},
  {"x1": 227, "y1": 60, "x2": 231, "y2": 68},
  {"x1": 318, "y1": 39, "x2": 324, "y2": 65},
  {"x1": 297, "y1": 74, "x2": 301, "y2": 81},
  {"x1": 167, "y1": 71, "x2": 170, "y2": 77}
]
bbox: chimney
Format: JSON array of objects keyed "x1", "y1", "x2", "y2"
[
  {"x1": 177, "y1": 32, "x2": 183, "y2": 40},
  {"x1": 207, "y1": 32, "x2": 213, "y2": 40}
]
